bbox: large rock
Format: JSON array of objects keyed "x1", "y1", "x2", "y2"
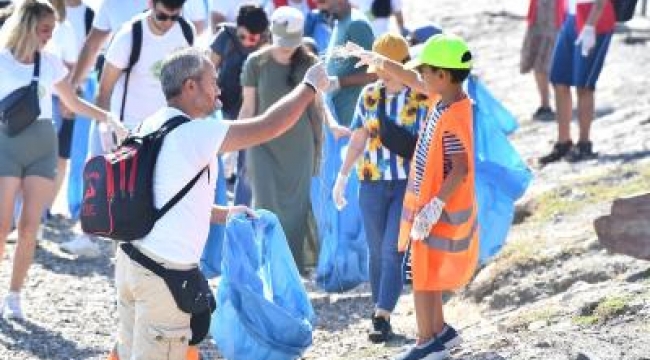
[{"x1": 594, "y1": 193, "x2": 650, "y2": 261}]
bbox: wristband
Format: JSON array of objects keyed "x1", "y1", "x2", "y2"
[{"x1": 303, "y1": 81, "x2": 317, "y2": 94}]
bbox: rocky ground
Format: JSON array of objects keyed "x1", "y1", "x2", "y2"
[{"x1": 2, "y1": 1, "x2": 650, "y2": 359}]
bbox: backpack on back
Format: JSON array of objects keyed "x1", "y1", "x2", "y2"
[
  {"x1": 80, "y1": 115, "x2": 207, "y2": 241},
  {"x1": 120, "y1": 17, "x2": 194, "y2": 120},
  {"x1": 612, "y1": 0, "x2": 639, "y2": 22}
]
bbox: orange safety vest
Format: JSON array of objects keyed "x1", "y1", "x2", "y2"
[{"x1": 398, "y1": 97, "x2": 479, "y2": 291}]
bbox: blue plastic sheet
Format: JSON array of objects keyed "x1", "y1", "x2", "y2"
[
  {"x1": 311, "y1": 96, "x2": 368, "y2": 292},
  {"x1": 212, "y1": 210, "x2": 315, "y2": 360},
  {"x1": 200, "y1": 111, "x2": 229, "y2": 279},
  {"x1": 467, "y1": 76, "x2": 532, "y2": 264}
]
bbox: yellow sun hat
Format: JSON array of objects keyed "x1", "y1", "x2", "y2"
[{"x1": 368, "y1": 33, "x2": 410, "y2": 73}]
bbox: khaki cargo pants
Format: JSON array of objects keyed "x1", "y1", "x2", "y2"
[{"x1": 115, "y1": 246, "x2": 193, "y2": 360}]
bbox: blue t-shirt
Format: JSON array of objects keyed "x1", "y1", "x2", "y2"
[
  {"x1": 304, "y1": 10, "x2": 332, "y2": 56},
  {"x1": 325, "y1": 9, "x2": 374, "y2": 126}
]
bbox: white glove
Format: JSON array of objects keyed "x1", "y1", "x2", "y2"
[
  {"x1": 327, "y1": 76, "x2": 341, "y2": 92},
  {"x1": 332, "y1": 172, "x2": 349, "y2": 210},
  {"x1": 105, "y1": 113, "x2": 129, "y2": 145},
  {"x1": 303, "y1": 62, "x2": 330, "y2": 93},
  {"x1": 575, "y1": 25, "x2": 596, "y2": 57},
  {"x1": 344, "y1": 41, "x2": 385, "y2": 70},
  {"x1": 410, "y1": 197, "x2": 445, "y2": 241}
]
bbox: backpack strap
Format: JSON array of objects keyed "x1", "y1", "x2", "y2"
[
  {"x1": 120, "y1": 19, "x2": 143, "y2": 121},
  {"x1": 32, "y1": 51, "x2": 40, "y2": 84},
  {"x1": 154, "y1": 115, "x2": 209, "y2": 220},
  {"x1": 84, "y1": 6, "x2": 95, "y2": 35},
  {"x1": 178, "y1": 16, "x2": 195, "y2": 45}
]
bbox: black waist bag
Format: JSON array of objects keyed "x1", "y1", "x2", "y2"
[
  {"x1": 0, "y1": 52, "x2": 41, "y2": 137},
  {"x1": 120, "y1": 243, "x2": 216, "y2": 345},
  {"x1": 613, "y1": 0, "x2": 639, "y2": 22},
  {"x1": 377, "y1": 86, "x2": 418, "y2": 159}
]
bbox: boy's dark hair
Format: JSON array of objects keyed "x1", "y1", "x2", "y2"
[
  {"x1": 236, "y1": 4, "x2": 269, "y2": 34},
  {"x1": 427, "y1": 51, "x2": 472, "y2": 84},
  {"x1": 153, "y1": 0, "x2": 187, "y2": 10}
]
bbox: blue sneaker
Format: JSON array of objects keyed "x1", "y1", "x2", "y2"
[
  {"x1": 394, "y1": 338, "x2": 449, "y2": 360},
  {"x1": 437, "y1": 323, "x2": 463, "y2": 349}
]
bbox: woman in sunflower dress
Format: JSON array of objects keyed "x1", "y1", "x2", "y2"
[{"x1": 333, "y1": 33, "x2": 430, "y2": 343}]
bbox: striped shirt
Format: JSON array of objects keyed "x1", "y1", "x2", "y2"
[
  {"x1": 351, "y1": 83, "x2": 429, "y2": 181},
  {"x1": 412, "y1": 98, "x2": 466, "y2": 197}
]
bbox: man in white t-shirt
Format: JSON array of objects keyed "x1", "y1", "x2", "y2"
[
  {"x1": 96, "y1": 0, "x2": 196, "y2": 130},
  {"x1": 351, "y1": 0, "x2": 406, "y2": 37},
  {"x1": 111, "y1": 46, "x2": 329, "y2": 360}
]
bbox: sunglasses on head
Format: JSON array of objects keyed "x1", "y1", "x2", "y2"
[{"x1": 154, "y1": 11, "x2": 181, "y2": 22}]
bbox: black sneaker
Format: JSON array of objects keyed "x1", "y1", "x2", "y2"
[
  {"x1": 532, "y1": 106, "x2": 556, "y2": 122},
  {"x1": 566, "y1": 141, "x2": 597, "y2": 162},
  {"x1": 369, "y1": 315, "x2": 393, "y2": 343},
  {"x1": 539, "y1": 141, "x2": 573, "y2": 166}
]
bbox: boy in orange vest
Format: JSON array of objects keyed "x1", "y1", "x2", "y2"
[{"x1": 347, "y1": 33, "x2": 477, "y2": 360}]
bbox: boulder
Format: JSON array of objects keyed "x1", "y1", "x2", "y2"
[{"x1": 594, "y1": 193, "x2": 650, "y2": 261}]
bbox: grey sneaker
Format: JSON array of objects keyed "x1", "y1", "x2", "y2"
[
  {"x1": 2, "y1": 293, "x2": 25, "y2": 320},
  {"x1": 532, "y1": 106, "x2": 556, "y2": 122}
]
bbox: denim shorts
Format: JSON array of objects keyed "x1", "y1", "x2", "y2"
[{"x1": 549, "y1": 15, "x2": 612, "y2": 90}]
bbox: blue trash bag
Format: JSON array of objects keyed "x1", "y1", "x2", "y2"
[
  {"x1": 311, "y1": 102, "x2": 368, "y2": 292},
  {"x1": 467, "y1": 76, "x2": 533, "y2": 264},
  {"x1": 200, "y1": 111, "x2": 229, "y2": 279},
  {"x1": 212, "y1": 210, "x2": 315, "y2": 360},
  {"x1": 68, "y1": 75, "x2": 97, "y2": 219}
]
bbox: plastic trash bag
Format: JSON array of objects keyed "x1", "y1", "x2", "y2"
[
  {"x1": 311, "y1": 97, "x2": 368, "y2": 292},
  {"x1": 212, "y1": 210, "x2": 315, "y2": 360},
  {"x1": 467, "y1": 76, "x2": 533, "y2": 264}
]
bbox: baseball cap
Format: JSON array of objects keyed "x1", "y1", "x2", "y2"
[
  {"x1": 368, "y1": 33, "x2": 410, "y2": 73},
  {"x1": 406, "y1": 33, "x2": 472, "y2": 70},
  {"x1": 271, "y1": 6, "x2": 305, "y2": 49}
]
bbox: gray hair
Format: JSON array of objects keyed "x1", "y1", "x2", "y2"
[{"x1": 160, "y1": 47, "x2": 212, "y2": 100}]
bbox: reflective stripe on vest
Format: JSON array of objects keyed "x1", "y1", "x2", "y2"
[
  {"x1": 424, "y1": 219, "x2": 477, "y2": 253},
  {"x1": 401, "y1": 207, "x2": 472, "y2": 226}
]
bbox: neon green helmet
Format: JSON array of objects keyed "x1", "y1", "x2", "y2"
[{"x1": 407, "y1": 34, "x2": 472, "y2": 70}]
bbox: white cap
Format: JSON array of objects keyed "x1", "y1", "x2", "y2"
[{"x1": 270, "y1": 6, "x2": 305, "y2": 48}]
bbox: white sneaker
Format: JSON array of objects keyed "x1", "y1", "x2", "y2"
[
  {"x1": 2, "y1": 293, "x2": 25, "y2": 320},
  {"x1": 60, "y1": 234, "x2": 101, "y2": 258}
]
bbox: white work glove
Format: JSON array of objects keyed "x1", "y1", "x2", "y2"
[
  {"x1": 575, "y1": 25, "x2": 596, "y2": 57},
  {"x1": 105, "y1": 113, "x2": 129, "y2": 145},
  {"x1": 226, "y1": 205, "x2": 257, "y2": 223},
  {"x1": 327, "y1": 76, "x2": 341, "y2": 92},
  {"x1": 410, "y1": 197, "x2": 445, "y2": 241},
  {"x1": 345, "y1": 41, "x2": 385, "y2": 70},
  {"x1": 332, "y1": 172, "x2": 349, "y2": 210},
  {"x1": 303, "y1": 62, "x2": 330, "y2": 93}
]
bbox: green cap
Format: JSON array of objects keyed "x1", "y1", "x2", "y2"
[{"x1": 406, "y1": 33, "x2": 472, "y2": 70}]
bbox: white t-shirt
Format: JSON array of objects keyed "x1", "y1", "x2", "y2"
[
  {"x1": 46, "y1": 21, "x2": 78, "y2": 65},
  {"x1": 105, "y1": 12, "x2": 196, "y2": 129},
  {"x1": 183, "y1": 0, "x2": 212, "y2": 24},
  {"x1": 66, "y1": 3, "x2": 93, "y2": 56},
  {"x1": 134, "y1": 107, "x2": 230, "y2": 265},
  {"x1": 266, "y1": 0, "x2": 311, "y2": 16},
  {"x1": 93, "y1": 0, "x2": 148, "y2": 32},
  {"x1": 212, "y1": 0, "x2": 248, "y2": 23},
  {"x1": 0, "y1": 49, "x2": 67, "y2": 120}
]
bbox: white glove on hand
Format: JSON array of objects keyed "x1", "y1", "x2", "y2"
[
  {"x1": 333, "y1": 172, "x2": 349, "y2": 210},
  {"x1": 303, "y1": 62, "x2": 330, "y2": 92},
  {"x1": 410, "y1": 197, "x2": 445, "y2": 241},
  {"x1": 106, "y1": 113, "x2": 129, "y2": 145},
  {"x1": 575, "y1": 25, "x2": 596, "y2": 57},
  {"x1": 344, "y1": 41, "x2": 384, "y2": 70}
]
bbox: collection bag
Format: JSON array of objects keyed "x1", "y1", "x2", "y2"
[{"x1": 0, "y1": 52, "x2": 41, "y2": 137}]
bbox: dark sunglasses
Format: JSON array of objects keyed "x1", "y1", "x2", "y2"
[
  {"x1": 237, "y1": 32, "x2": 260, "y2": 43},
  {"x1": 154, "y1": 11, "x2": 181, "y2": 22}
]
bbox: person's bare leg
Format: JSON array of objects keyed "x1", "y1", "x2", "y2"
[
  {"x1": 10, "y1": 176, "x2": 54, "y2": 292},
  {"x1": 534, "y1": 70, "x2": 551, "y2": 109},
  {"x1": 554, "y1": 84, "x2": 573, "y2": 142},
  {"x1": 414, "y1": 290, "x2": 445, "y2": 343},
  {"x1": 576, "y1": 87, "x2": 595, "y2": 142},
  {"x1": 47, "y1": 158, "x2": 68, "y2": 214},
  {"x1": 0, "y1": 177, "x2": 22, "y2": 264}
]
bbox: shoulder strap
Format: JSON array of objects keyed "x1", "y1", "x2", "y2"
[
  {"x1": 84, "y1": 7, "x2": 95, "y2": 35},
  {"x1": 377, "y1": 85, "x2": 387, "y2": 119},
  {"x1": 222, "y1": 24, "x2": 244, "y2": 56},
  {"x1": 32, "y1": 51, "x2": 40, "y2": 83},
  {"x1": 153, "y1": 115, "x2": 209, "y2": 220},
  {"x1": 177, "y1": 16, "x2": 195, "y2": 45},
  {"x1": 120, "y1": 19, "x2": 143, "y2": 121}
]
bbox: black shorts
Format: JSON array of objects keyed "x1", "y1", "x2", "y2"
[{"x1": 58, "y1": 118, "x2": 75, "y2": 159}]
